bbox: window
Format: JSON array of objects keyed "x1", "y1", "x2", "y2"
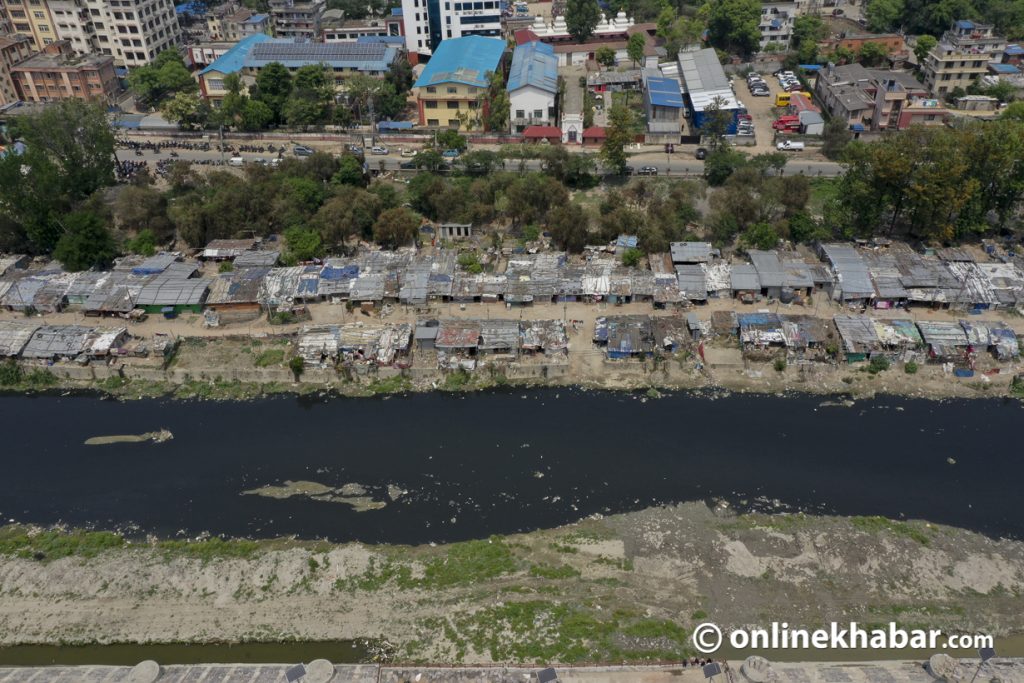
[
  {"x1": 447, "y1": 86, "x2": 456, "y2": 93},
  {"x1": 207, "y1": 78, "x2": 223, "y2": 90},
  {"x1": 33, "y1": 10, "x2": 44, "y2": 17},
  {"x1": 447, "y1": 100, "x2": 458, "y2": 109},
  {"x1": 9, "y1": 9, "x2": 24, "y2": 17},
  {"x1": 533, "y1": 109, "x2": 542, "y2": 118},
  {"x1": 425, "y1": 100, "x2": 437, "y2": 108},
  {"x1": 427, "y1": 118, "x2": 439, "y2": 125},
  {"x1": 515, "y1": 109, "x2": 524, "y2": 118},
  {"x1": 14, "y1": 22, "x2": 30, "y2": 30},
  {"x1": 426, "y1": 86, "x2": 436, "y2": 93}
]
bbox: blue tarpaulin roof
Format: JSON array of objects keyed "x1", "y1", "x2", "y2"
[
  {"x1": 849, "y1": 123, "x2": 865, "y2": 132},
  {"x1": 175, "y1": 1, "x2": 203, "y2": 14},
  {"x1": 955, "y1": 19, "x2": 975, "y2": 30},
  {"x1": 798, "y1": 64, "x2": 822, "y2": 71},
  {"x1": 356, "y1": 35, "x2": 406, "y2": 46},
  {"x1": 378, "y1": 120, "x2": 414, "y2": 130},
  {"x1": 989, "y1": 63, "x2": 1020, "y2": 74},
  {"x1": 414, "y1": 36, "x2": 505, "y2": 89},
  {"x1": 646, "y1": 76, "x2": 684, "y2": 108}
]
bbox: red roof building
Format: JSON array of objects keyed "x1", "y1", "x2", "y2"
[
  {"x1": 522, "y1": 125, "x2": 562, "y2": 143},
  {"x1": 581, "y1": 126, "x2": 607, "y2": 145},
  {"x1": 514, "y1": 28, "x2": 540, "y2": 45}
]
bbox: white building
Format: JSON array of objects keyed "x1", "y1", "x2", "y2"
[
  {"x1": 759, "y1": 1, "x2": 799, "y2": 51},
  {"x1": 401, "y1": 0, "x2": 502, "y2": 57},
  {"x1": 508, "y1": 40, "x2": 558, "y2": 133},
  {"x1": 49, "y1": 0, "x2": 182, "y2": 67}
]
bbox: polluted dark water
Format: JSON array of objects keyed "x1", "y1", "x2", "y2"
[{"x1": 1, "y1": 388, "x2": 1022, "y2": 544}]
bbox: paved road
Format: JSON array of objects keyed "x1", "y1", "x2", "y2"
[{"x1": 118, "y1": 146, "x2": 844, "y2": 178}]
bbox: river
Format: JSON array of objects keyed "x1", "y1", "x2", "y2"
[{"x1": 1, "y1": 389, "x2": 1021, "y2": 543}]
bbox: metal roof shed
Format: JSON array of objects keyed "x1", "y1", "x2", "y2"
[
  {"x1": 479, "y1": 319, "x2": 520, "y2": 352},
  {"x1": 916, "y1": 321, "x2": 968, "y2": 358},
  {"x1": 136, "y1": 278, "x2": 210, "y2": 312},
  {"x1": 670, "y1": 241, "x2": 712, "y2": 263},
  {"x1": 730, "y1": 264, "x2": 760, "y2": 291},
  {"x1": 675, "y1": 264, "x2": 707, "y2": 300},
  {"x1": 22, "y1": 325, "x2": 92, "y2": 359},
  {"x1": 833, "y1": 314, "x2": 879, "y2": 354},
  {"x1": 0, "y1": 320, "x2": 40, "y2": 357}
]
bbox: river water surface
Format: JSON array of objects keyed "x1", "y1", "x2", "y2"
[{"x1": 1, "y1": 389, "x2": 1021, "y2": 543}]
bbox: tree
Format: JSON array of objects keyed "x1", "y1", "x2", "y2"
[
  {"x1": 53, "y1": 211, "x2": 117, "y2": 271},
  {"x1": 283, "y1": 226, "x2": 323, "y2": 263},
  {"x1": 596, "y1": 46, "x2": 617, "y2": 67},
  {"x1": 865, "y1": 0, "x2": 904, "y2": 32},
  {"x1": 703, "y1": 146, "x2": 747, "y2": 186},
  {"x1": 124, "y1": 228, "x2": 158, "y2": 256},
  {"x1": 984, "y1": 79, "x2": 1017, "y2": 103},
  {"x1": 414, "y1": 149, "x2": 445, "y2": 171},
  {"x1": 373, "y1": 207, "x2": 420, "y2": 248},
  {"x1": 821, "y1": 116, "x2": 853, "y2": 160},
  {"x1": 565, "y1": 0, "x2": 601, "y2": 42},
  {"x1": 547, "y1": 203, "x2": 589, "y2": 253},
  {"x1": 219, "y1": 72, "x2": 247, "y2": 125},
  {"x1": 857, "y1": 41, "x2": 889, "y2": 66},
  {"x1": 621, "y1": 247, "x2": 643, "y2": 266},
  {"x1": 706, "y1": 0, "x2": 761, "y2": 57},
  {"x1": 913, "y1": 34, "x2": 937, "y2": 67},
  {"x1": 1000, "y1": 101, "x2": 1024, "y2": 120},
  {"x1": 627, "y1": 33, "x2": 646, "y2": 67},
  {"x1": 479, "y1": 70, "x2": 510, "y2": 132},
  {"x1": 160, "y1": 92, "x2": 210, "y2": 129},
  {"x1": 285, "y1": 64, "x2": 334, "y2": 128},
  {"x1": 436, "y1": 129, "x2": 468, "y2": 151},
  {"x1": 385, "y1": 58, "x2": 414, "y2": 95},
  {"x1": 0, "y1": 101, "x2": 114, "y2": 253},
  {"x1": 791, "y1": 15, "x2": 827, "y2": 63},
  {"x1": 601, "y1": 103, "x2": 635, "y2": 174},
  {"x1": 312, "y1": 187, "x2": 382, "y2": 246},
  {"x1": 252, "y1": 62, "x2": 293, "y2": 124},
  {"x1": 288, "y1": 355, "x2": 304, "y2": 380},
  {"x1": 742, "y1": 222, "x2": 779, "y2": 250},
  {"x1": 240, "y1": 99, "x2": 274, "y2": 131},
  {"x1": 700, "y1": 96, "x2": 733, "y2": 149},
  {"x1": 127, "y1": 50, "x2": 197, "y2": 108},
  {"x1": 115, "y1": 185, "x2": 172, "y2": 239},
  {"x1": 333, "y1": 154, "x2": 368, "y2": 186},
  {"x1": 657, "y1": 7, "x2": 705, "y2": 56}
]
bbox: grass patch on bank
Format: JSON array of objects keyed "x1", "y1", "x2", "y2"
[
  {"x1": 0, "y1": 526, "x2": 125, "y2": 561},
  {"x1": 439, "y1": 601, "x2": 689, "y2": 662},
  {"x1": 157, "y1": 537, "x2": 262, "y2": 563},
  {"x1": 367, "y1": 375, "x2": 412, "y2": 394},
  {"x1": 253, "y1": 349, "x2": 286, "y2": 367},
  {"x1": 850, "y1": 516, "x2": 931, "y2": 545}
]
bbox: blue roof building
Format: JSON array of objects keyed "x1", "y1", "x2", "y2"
[
  {"x1": 413, "y1": 36, "x2": 505, "y2": 89},
  {"x1": 507, "y1": 41, "x2": 557, "y2": 133},
  {"x1": 199, "y1": 33, "x2": 273, "y2": 78},
  {"x1": 644, "y1": 75, "x2": 683, "y2": 143},
  {"x1": 507, "y1": 41, "x2": 557, "y2": 93}
]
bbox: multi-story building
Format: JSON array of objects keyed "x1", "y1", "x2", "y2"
[
  {"x1": 815, "y1": 62, "x2": 947, "y2": 130},
  {"x1": 197, "y1": 31, "x2": 269, "y2": 102},
  {"x1": 759, "y1": 1, "x2": 798, "y2": 51},
  {"x1": 0, "y1": 33, "x2": 34, "y2": 104},
  {"x1": 401, "y1": 0, "x2": 502, "y2": 59},
  {"x1": 321, "y1": 8, "x2": 403, "y2": 42},
  {"x1": 0, "y1": 0, "x2": 60, "y2": 49},
  {"x1": 11, "y1": 39, "x2": 120, "y2": 101},
  {"x1": 922, "y1": 20, "x2": 1006, "y2": 96},
  {"x1": 218, "y1": 7, "x2": 269, "y2": 41},
  {"x1": 508, "y1": 40, "x2": 557, "y2": 133},
  {"x1": 268, "y1": 0, "x2": 324, "y2": 40},
  {"x1": 48, "y1": 0, "x2": 182, "y2": 68},
  {"x1": 412, "y1": 35, "x2": 505, "y2": 128}
]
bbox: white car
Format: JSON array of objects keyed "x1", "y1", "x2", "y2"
[
  {"x1": 371, "y1": 146, "x2": 389, "y2": 155},
  {"x1": 777, "y1": 141, "x2": 805, "y2": 151},
  {"x1": 228, "y1": 156, "x2": 245, "y2": 166},
  {"x1": 400, "y1": 148, "x2": 417, "y2": 157}
]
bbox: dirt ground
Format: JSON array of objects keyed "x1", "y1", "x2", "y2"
[{"x1": 1, "y1": 503, "x2": 1022, "y2": 663}]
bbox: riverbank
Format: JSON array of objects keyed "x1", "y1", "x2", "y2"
[
  {"x1": 1, "y1": 503, "x2": 1022, "y2": 662},
  {"x1": 3, "y1": 331, "x2": 1022, "y2": 402}
]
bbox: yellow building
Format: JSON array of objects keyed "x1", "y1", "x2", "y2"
[
  {"x1": 412, "y1": 35, "x2": 505, "y2": 130},
  {"x1": 922, "y1": 20, "x2": 1005, "y2": 97},
  {"x1": 0, "y1": 0, "x2": 59, "y2": 49}
]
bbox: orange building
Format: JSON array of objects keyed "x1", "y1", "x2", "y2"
[
  {"x1": 0, "y1": 33, "x2": 34, "y2": 104},
  {"x1": 11, "y1": 40, "x2": 119, "y2": 103}
]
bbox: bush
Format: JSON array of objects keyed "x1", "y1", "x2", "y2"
[
  {"x1": 457, "y1": 252, "x2": 483, "y2": 274},
  {"x1": 904, "y1": 361, "x2": 918, "y2": 374},
  {"x1": 218, "y1": 261, "x2": 234, "y2": 273},
  {"x1": 773, "y1": 358, "x2": 787, "y2": 372},
  {"x1": 0, "y1": 359, "x2": 23, "y2": 386},
  {"x1": 621, "y1": 247, "x2": 642, "y2": 267},
  {"x1": 867, "y1": 356, "x2": 890, "y2": 374},
  {"x1": 288, "y1": 355, "x2": 305, "y2": 379}
]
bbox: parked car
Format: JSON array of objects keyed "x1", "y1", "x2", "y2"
[
  {"x1": 371, "y1": 146, "x2": 389, "y2": 155},
  {"x1": 441, "y1": 149, "x2": 461, "y2": 159},
  {"x1": 637, "y1": 166, "x2": 659, "y2": 176},
  {"x1": 347, "y1": 145, "x2": 363, "y2": 154},
  {"x1": 400, "y1": 148, "x2": 417, "y2": 157},
  {"x1": 751, "y1": 88, "x2": 770, "y2": 96},
  {"x1": 777, "y1": 140, "x2": 806, "y2": 151},
  {"x1": 293, "y1": 145, "x2": 314, "y2": 157},
  {"x1": 228, "y1": 156, "x2": 245, "y2": 166},
  {"x1": 399, "y1": 161, "x2": 417, "y2": 170},
  {"x1": 695, "y1": 147, "x2": 708, "y2": 160},
  {"x1": 623, "y1": 165, "x2": 635, "y2": 175},
  {"x1": 270, "y1": 158, "x2": 281, "y2": 168}
]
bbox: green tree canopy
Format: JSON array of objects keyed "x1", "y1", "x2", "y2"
[
  {"x1": 791, "y1": 15, "x2": 827, "y2": 63},
  {"x1": 627, "y1": 32, "x2": 646, "y2": 66},
  {"x1": 596, "y1": 46, "x2": 617, "y2": 67},
  {"x1": 252, "y1": 62, "x2": 293, "y2": 124},
  {"x1": 53, "y1": 211, "x2": 118, "y2": 271},
  {"x1": 373, "y1": 207, "x2": 421, "y2": 248},
  {"x1": 127, "y1": 50, "x2": 197, "y2": 108},
  {"x1": 857, "y1": 41, "x2": 889, "y2": 66},
  {"x1": 706, "y1": 0, "x2": 761, "y2": 57},
  {"x1": 913, "y1": 34, "x2": 937, "y2": 66},
  {"x1": 565, "y1": 0, "x2": 602, "y2": 42},
  {"x1": 601, "y1": 103, "x2": 635, "y2": 174}
]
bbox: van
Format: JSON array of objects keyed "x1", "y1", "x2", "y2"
[
  {"x1": 775, "y1": 91, "x2": 812, "y2": 107},
  {"x1": 228, "y1": 156, "x2": 244, "y2": 167}
]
